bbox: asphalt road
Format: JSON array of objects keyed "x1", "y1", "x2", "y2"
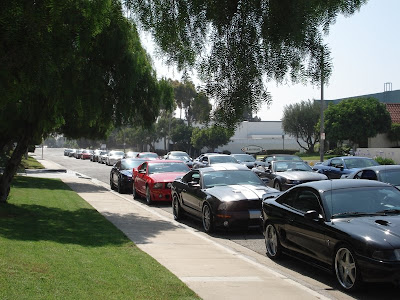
[{"x1": 33, "y1": 147, "x2": 400, "y2": 299}]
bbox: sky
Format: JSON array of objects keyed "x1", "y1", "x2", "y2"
[{"x1": 140, "y1": 0, "x2": 400, "y2": 121}]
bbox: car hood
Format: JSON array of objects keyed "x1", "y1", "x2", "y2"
[
  {"x1": 149, "y1": 172, "x2": 187, "y2": 182},
  {"x1": 120, "y1": 170, "x2": 132, "y2": 177},
  {"x1": 276, "y1": 171, "x2": 328, "y2": 181},
  {"x1": 205, "y1": 185, "x2": 277, "y2": 201},
  {"x1": 333, "y1": 215, "x2": 400, "y2": 248}
]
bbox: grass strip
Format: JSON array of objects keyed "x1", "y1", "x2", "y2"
[{"x1": 0, "y1": 176, "x2": 199, "y2": 300}]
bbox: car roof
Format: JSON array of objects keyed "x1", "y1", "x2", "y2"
[
  {"x1": 296, "y1": 178, "x2": 391, "y2": 192},
  {"x1": 352, "y1": 165, "x2": 400, "y2": 171},
  {"x1": 198, "y1": 163, "x2": 250, "y2": 173},
  {"x1": 147, "y1": 159, "x2": 186, "y2": 164},
  {"x1": 330, "y1": 156, "x2": 375, "y2": 160}
]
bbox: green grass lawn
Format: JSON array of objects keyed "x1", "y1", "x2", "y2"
[
  {"x1": 0, "y1": 177, "x2": 199, "y2": 300},
  {"x1": 0, "y1": 152, "x2": 44, "y2": 172}
]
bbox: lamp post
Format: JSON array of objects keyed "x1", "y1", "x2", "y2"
[
  {"x1": 319, "y1": 46, "x2": 325, "y2": 162},
  {"x1": 282, "y1": 134, "x2": 285, "y2": 150}
]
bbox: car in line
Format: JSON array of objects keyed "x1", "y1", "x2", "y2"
[
  {"x1": 136, "y1": 152, "x2": 159, "y2": 160},
  {"x1": 68, "y1": 149, "x2": 77, "y2": 157},
  {"x1": 90, "y1": 149, "x2": 102, "y2": 162},
  {"x1": 171, "y1": 164, "x2": 279, "y2": 233},
  {"x1": 254, "y1": 160, "x2": 328, "y2": 191},
  {"x1": 106, "y1": 150, "x2": 125, "y2": 166},
  {"x1": 165, "y1": 151, "x2": 193, "y2": 168},
  {"x1": 192, "y1": 154, "x2": 239, "y2": 169},
  {"x1": 312, "y1": 156, "x2": 380, "y2": 179},
  {"x1": 262, "y1": 179, "x2": 400, "y2": 291},
  {"x1": 110, "y1": 158, "x2": 146, "y2": 193},
  {"x1": 231, "y1": 153, "x2": 265, "y2": 169},
  {"x1": 75, "y1": 149, "x2": 83, "y2": 159},
  {"x1": 81, "y1": 149, "x2": 93, "y2": 160},
  {"x1": 342, "y1": 165, "x2": 400, "y2": 188},
  {"x1": 125, "y1": 151, "x2": 140, "y2": 159},
  {"x1": 64, "y1": 148, "x2": 73, "y2": 156},
  {"x1": 98, "y1": 150, "x2": 109, "y2": 164},
  {"x1": 132, "y1": 160, "x2": 190, "y2": 205},
  {"x1": 262, "y1": 154, "x2": 303, "y2": 166}
]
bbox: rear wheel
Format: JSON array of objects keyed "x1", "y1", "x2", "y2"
[
  {"x1": 172, "y1": 196, "x2": 184, "y2": 221},
  {"x1": 202, "y1": 204, "x2": 214, "y2": 233},
  {"x1": 110, "y1": 176, "x2": 115, "y2": 190},
  {"x1": 273, "y1": 181, "x2": 281, "y2": 191},
  {"x1": 334, "y1": 246, "x2": 362, "y2": 292},
  {"x1": 117, "y1": 177, "x2": 123, "y2": 194},
  {"x1": 146, "y1": 186, "x2": 153, "y2": 205},
  {"x1": 265, "y1": 224, "x2": 282, "y2": 259}
]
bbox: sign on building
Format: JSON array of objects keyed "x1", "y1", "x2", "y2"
[{"x1": 241, "y1": 145, "x2": 263, "y2": 154}]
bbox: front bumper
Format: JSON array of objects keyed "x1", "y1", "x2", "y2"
[
  {"x1": 214, "y1": 208, "x2": 262, "y2": 229},
  {"x1": 357, "y1": 255, "x2": 400, "y2": 284},
  {"x1": 150, "y1": 188, "x2": 172, "y2": 201}
]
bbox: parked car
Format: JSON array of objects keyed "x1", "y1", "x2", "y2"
[
  {"x1": 68, "y1": 149, "x2": 77, "y2": 157},
  {"x1": 262, "y1": 179, "x2": 400, "y2": 291},
  {"x1": 342, "y1": 165, "x2": 400, "y2": 188},
  {"x1": 106, "y1": 151, "x2": 125, "y2": 166},
  {"x1": 262, "y1": 154, "x2": 303, "y2": 165},
  {"x1": 254, "y1": 160, "x2": 328, "y2": 191},
  {"x1": 312, "y1": 156, "x2": 380, "y2": 179},
  {"x1": 75, "y1": 149, "x2": 84, "y2": 159},
  {"x1": 171, "y1": 163, "x2": 279, "y2": 233},
  {"x1": 81, "y1": 149, "x2": 93, "y2": 160},
  {"x1": 165, "y1": 151, "x2": 193, "y2": 168},
  {"x1": 192, "y1": 154, "x2": 239, "y2": 169},
  {"x1": 132, "y1": 160, "x2": 190, "y2": 205},
  {"x1": 98, "y1": 151, "x2": 109, "y2": 164},
  {"x1": 91, "y1": 149, "x2": 102, "y2": 162},
  {"x1": 231, "y1": 153, "x2": 265, "y2": 169},
  {"x1": 64, "y1": 148, "x2": 73, "y2": 156},
  {"x1": 136, "y1": 152, "x2": 158, "y2": 160},
  {"x1": 125, "y1": 151, "x2": 139, "y2": 159},
  {"x1": 110, "y1": 158, "x2": 146, "y2": 193}
]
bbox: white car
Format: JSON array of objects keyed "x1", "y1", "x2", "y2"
[{"x1": 106, "y1": 151, "x2": 125, "y2": 166}]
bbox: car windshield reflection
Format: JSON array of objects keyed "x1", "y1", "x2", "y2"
[{"x1": 148, "y1": 163, "x2": 189, "y2": 174}]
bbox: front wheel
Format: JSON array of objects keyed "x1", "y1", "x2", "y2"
[
  {"x1": 146, "y1": 186, "x2": 153, "y2": 205},
  {"x1": 132, "y1": 182, "x2": 138, "y2": 199},
  {"x1": 117, "y1": 177, "x2": 123, "y2": 194},
  {"x1": 334, "y1": 246, "x2": 362, "y2": 291},
  {"x1": 264, "y1": 224, "x2": 282, "y2": 259},
  {"x1": 202, "y1": 204, "x2": 214, "y2": 233},
  {"x1": 273, "y1": 181, "x2": 281, "y2": 191},
  {"x1": 110, "y1": 176, "x2": 115, "y2": 190}
]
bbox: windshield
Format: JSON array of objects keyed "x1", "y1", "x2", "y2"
[
  {"x1": 380, "y1": 170, "x2": 400, "y2": 186},
  {"x1": 110, "y1": 151, "x2": 124, "y2": 156},
  {"x1": 121, "y1": 160, "x2": 145, "y2": 170},
  {"x1": 148, "y1": 162, "x2": 189, "y2": 174},
  {"x1": 203, "y1": 170, "x2": 264, "y2": 188},
  {"x1": 169, "y1": 155, "x2": 190, "y2": 161},
  {"x1": 209, "y1": 156, "x2": 238, "y2": 164},
  {"x1": 232, "y1": 154, "x2": 255, "y2": 162},
  {"x1": 344, "y1": 158, "x2": 379, "y2": 169},
  {"x1": 273, "y1": 161, "x2": 312, "y2": 172},
  {"x1": 323, "y1": 186, "x2": 400, "y2": 219},
  {"x1": 140, "y1": 153, "x2": 158, "y2": 158}
]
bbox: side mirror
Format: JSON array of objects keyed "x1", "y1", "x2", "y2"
[
  {"x1": 304, "y1": 210, "x2": 323, "y2": 221},
  {"x1": 188, "y1": 181, "x2": 200, "y2": 188},
  {"x1": 139, "y1": 169, "x2": 146, "y2": 174}
]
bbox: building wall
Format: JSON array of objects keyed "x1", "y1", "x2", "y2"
[
  {"x1": 368, "y1": 133, "x2": 398, "y2": 148},
  {"x1": 356, "y1": 148, "x2": 400, "y2": 164}
]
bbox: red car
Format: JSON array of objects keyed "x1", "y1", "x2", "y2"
[
  {"x1": 132, "y1": 160, "x2": 190, "y2": 205},
  {"x1": 81, "y1": 149, "x2": 93, "y2": 160}
]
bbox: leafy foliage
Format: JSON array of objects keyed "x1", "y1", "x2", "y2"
[
  {"x1": 324, "y1": 97, "x2": 392, "y2": 146},
  {"x1": 282, "y1": 100, "x2": 320, "y2": 153},
  {"x1": 374, "y1": 157, "x2": 395, "y2": 165},
  {"x1": 191, "y1": 125, "x2": 234, "y2": 151},
  {"x1": 388, "y1": 123, "x2": 400, "y2": 142},
  {"x1": 127, "y1": 0, "x2": 366, "y2": 126}
]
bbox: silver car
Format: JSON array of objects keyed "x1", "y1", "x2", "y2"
[{"x1": 106, "y1": 151, "x2": 125, "y2": 166}]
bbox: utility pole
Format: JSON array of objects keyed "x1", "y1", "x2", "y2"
[{"x1": 319, "y1": 46, "x2": 325, "y2": 162}]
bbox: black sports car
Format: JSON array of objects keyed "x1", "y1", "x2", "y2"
[
  {"x1": 171, "y1": 164, "x2": 279, "y2": 233},
  {"x1": 110, "y1": 158, "x2": 146, "y2": 193},
  {"x1": 262, "y1": 179, "x2": 400, "y2": 291}
]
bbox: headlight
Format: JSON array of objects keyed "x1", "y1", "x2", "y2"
[
  {"x1": 372, "y1": 249, "x2": 400, "y2": 261},
  {"x1": 286, "y1": 179, "x2": 302, "y2": 184},
  {"x1": 166, "y1": 182, "x2": 172, "y2": 188},
  {"x1": 153, "y1": 183, "x2": 163, "y2": 189}
]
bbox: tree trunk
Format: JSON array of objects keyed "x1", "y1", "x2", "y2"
[{"x1": 0, "y1": 135, "x2": 30, "y2": 203}]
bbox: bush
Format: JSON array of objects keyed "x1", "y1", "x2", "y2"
[
  {"x1": 375, "y1": 156, "x2": 395, "y2": 165},
  {"x1": 325, "y1": 146, "x2": 352, "y2": 156}
]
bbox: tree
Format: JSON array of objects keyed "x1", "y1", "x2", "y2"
[
  {"x1": 388, "y1": 124, "x2": 400, "y2": 146},
  {"x1": 170, "y1": 119, "x2": 194, "y2": 153},
  {"x1": 128, "y1": 0, "x2": 366, "y2": 126},
  {"x1": 172, "y1": 79, "x2": 197, "y2": 126},
  {"x1": 0, "y1": 0, "x2": 173, "y2": 202},
  {"x1": 324, "y1": 97, "x2": 392, "y2": 147},
  {"x1": 282, "y1": 100, "x2": 320, "y2": 153},
  {"x1": 191, "y1": 125, "x2": 234, "y2": 152},
  {"x1": 191, "y1": 91, "x2": 212, "y2": 125}
]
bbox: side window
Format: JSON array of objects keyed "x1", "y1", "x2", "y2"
[
  {"x1": 330, "y1": 159, "x2": 343, "y2": 168},
  {"x1": 292, "y1": 190, "x2": 322, "y2": 214},
  {"x1": 182, "y1": 171, "x2": 200, "y2": 183},
  {"x1": 354, "y1": 171, "x2": 363, "y2": 179},
  {"x1": 277, "y1": 190, "x2": 296, "y2": 208},
  {"x1": 115, "y1": 161, "x2": 121, "y2": 169},
  {"x1": 360, "y1": 170, "x2": 377, "y2": 180},
  {"x1": 139, "y1": 163, "x2": 147, "y2": 173}
]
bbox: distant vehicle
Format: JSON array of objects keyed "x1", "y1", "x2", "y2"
[
  {"x1": 110, "y1": 158, "x2": 146, "y2": 193},
  {"x1": 136, "y1": 152, "x2": 158, "y2": 160},
  {"x1": 192, "y1": 154, "x2": 239, "y2": 169},
  {"x1": 262, "y1": 179, "x2": 400, "y2": 291},
  {"x1": 165, "y1": 151, "x2": 193, "y2": 168},
  {"x1": 262, "y1": 154, "x2": 303, "y2": 165},
  {"x1": 68, "y1": 149, "x2": 77, "y2": 157},
  {"x1": 125, "y1": 151, "x2": 140, "y2": 159},
  {"x1": 132, "y1": 160, "x2": 190, "y2": 205},
  {"x1": 231, "y1": 153, "x2": 265, "y2": 169},
  {"x1": 75, "y1": 149, "x2": 84, "y2": 159},
  {"x1": 98, "y1": 151, "x2": 109, "y2": 164},
  {"x1": 91, "y1": 149, "x2": 102, "y2": 162},
  {"x1": 64, "y1": 148, "x2": 73, "y2": 156},
  {"x1": 312, "y1": 156, "x2": 380, "y2": 179},
  {"x1": 81, "y1": 149, "x2": 93, "y2": 160},
  {"x1": 106, "y1": 151, "x2": 125, "y2": 166},
  {"x1": 254, "y1": 160, "x2": 327, "y2": 191},
  {"x1": 171, "y1": 163, "x2": 279, "y2": 233},
  {"x1": 342, "y1": 165, "x2": 400, "y2": 188}
]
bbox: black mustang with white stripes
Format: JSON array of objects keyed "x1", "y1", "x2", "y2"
[{"x1": 171, "y1": 163, "x2": 279, "y2": 233}]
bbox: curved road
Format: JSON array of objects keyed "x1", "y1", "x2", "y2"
[{"x1": 33, "y1": 147, "x2": 399, "y2": 299}]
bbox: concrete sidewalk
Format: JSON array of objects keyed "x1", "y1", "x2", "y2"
[{"x1": 30, "y1": 159, "x2": 330, "y2": 300}]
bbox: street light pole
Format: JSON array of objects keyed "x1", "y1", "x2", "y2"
[{"x1": 319, "y1": 46, "x2": 325, "y2": 163}]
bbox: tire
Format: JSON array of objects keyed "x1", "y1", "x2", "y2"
[
  {"x1": 172, "y1": 196, "x2": 184, "y2": 221},
  {"x1": 334, "y1": 246, "x2": 362, "y2": 292},
  {"x1": 117, "y1": 177, "x2": 123, "y2": 194},
  {"x1": 273, "y1": 181, "x2": 281, "y2": 191},
  {"x1": 202, "y1": 203, "x2": 214, "y2": 233},
  {"x1": 110, "y1": 176, "x2": 114, "y2": 190},
  {"x1": 146, "y1": 186, "x2": 153, "y2": 205},
  {"x1": 264, "y1": 224, "x2": 282, "y2": 259},
  {"x1": 132, "y1": 182, "x2": 138, "y2": 199}
]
